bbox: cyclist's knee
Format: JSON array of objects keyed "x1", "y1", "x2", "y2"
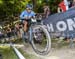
[{"x1": 23, "y1": 21, "x2": 28, "y2": 25}]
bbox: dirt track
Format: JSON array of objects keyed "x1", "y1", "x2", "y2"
[{"x1": 20, "y1": 43, "x2": 75, "y2": 59}]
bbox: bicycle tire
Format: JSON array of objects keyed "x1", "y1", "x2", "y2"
[{"x1": 30, "y1": 25, "x2": 51, "y2": 55}]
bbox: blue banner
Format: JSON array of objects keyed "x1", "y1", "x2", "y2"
[{"x1": 43, "y1": 7, "x2": 75, "y2": 37}]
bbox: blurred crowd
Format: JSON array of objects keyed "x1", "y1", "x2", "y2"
[
  {"x1": 0, "y1": 0, "x2": 75, "y2": 43},
  {"x1": 0, "y1": 23, "x2": 23, "y2": 43}
]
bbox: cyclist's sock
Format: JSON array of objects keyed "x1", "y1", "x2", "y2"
[
  {"x1": 22, "y1": 32, "x2": 26, "y2": 38},
  {"x1": 24, "y1": 32, "x2": 26, "y2": 35},
  {"x1": 24, "y1": 32, "x2": 28, "y2": 39},
  {"x1": 23, "y1": 31, "x2": 27, "y2": 35}
]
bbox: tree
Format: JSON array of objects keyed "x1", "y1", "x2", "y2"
[
  {"x1": 32, "y1": 0, "x2": 37, "y2": 10},
  {"x1": 0, "y1": 0, "x2": 30, "y2": 21},
  {"x1": 0, "y1": 0, "x2": 62, "y2": 22}
]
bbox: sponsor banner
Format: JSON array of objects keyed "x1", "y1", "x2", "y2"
[{"x1": 43, "y1": 7, "x2": 75, "y2": 37}]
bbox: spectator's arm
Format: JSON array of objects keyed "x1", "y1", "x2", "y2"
[{"x1": 57, "y1": 7, "x2": 61, "y2": 13}]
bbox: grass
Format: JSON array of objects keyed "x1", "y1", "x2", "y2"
[
  {"x1": 18, "y1": 48, "x2": 39, "y2": 59},
  {"x1": 0, "y1": 46, "x2": 18, "y2": 59},
  {"x1": 51, "y1": 38, "x2": 75, "y2": 48},
  {"x1": 12, "y1": 38, "x2": 23, "y2": 44}
]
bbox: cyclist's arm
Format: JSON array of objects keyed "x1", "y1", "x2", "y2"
[
  {"x1": 20, "y1": 11, "x2": 36, "y2": 20},
  {"x1": 31, "y1": 11, "x2": 36, "y2": 18},
  {"x1": 20, "y1": 11, "x2": 27, "y2": 19},
  {"x1": 57, "y1": 7, "x2": 61, "y2": 13}
]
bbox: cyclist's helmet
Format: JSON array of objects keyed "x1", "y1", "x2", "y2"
[{"x1": 26, "y1": 4, "x2": 33, "y2": 10}]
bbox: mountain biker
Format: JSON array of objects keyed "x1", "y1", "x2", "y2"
[{"x1": 20, "y1": 4, "x2": 36, "y2": 33}]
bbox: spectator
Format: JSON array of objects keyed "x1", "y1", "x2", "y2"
[
  {"x1": 0, "y1": 31, "x2": 3, "y2": 39},
  {"x1": 67, "y1": 0, "x2": 74, "y2": 8},
  {"x1": 72, "y1": 0, "x2": 75, "y2": 6},
  {"x1": 57, "y1": 0, "x2": 66, "y2": 13},
  {"x1": 43, "y1": 3, "x2": 50, "y2": 18},
  {"x1": 15, "y1": 22, "x2": 21, "y2": 38},
  {"x1": 6, "y1": 26, "x2": 11, "y2": 43},
  {"x1": 66, "y1": 0, "x2": 72, "y2": 8}
]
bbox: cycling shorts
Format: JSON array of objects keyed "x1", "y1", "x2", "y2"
[{"x1": 20, "y1": 19, "x2": 31, "y2": 27}]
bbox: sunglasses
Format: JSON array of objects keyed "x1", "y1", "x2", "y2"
[{"x1": 26, "y1": 8, "x2": 32, "y2": 10}]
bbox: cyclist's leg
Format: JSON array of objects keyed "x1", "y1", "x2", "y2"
[
  {"x1": 21, "y1": 20, "x2": 29, "y2": 42},
  {"x1": 23, "y1": 20, "x2": 28, "y2": 32},
  {"x1": 23, "y1": 19, "x2": 31, "y2": 32}
]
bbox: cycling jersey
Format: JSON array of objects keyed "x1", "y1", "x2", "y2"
[{"x1": 20, "y1": 10, "x2": 35, "y2": 20}]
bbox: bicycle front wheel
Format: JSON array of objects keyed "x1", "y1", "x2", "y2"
[{"x1": 31, "y1": 25, "x2": 51, "y2": 55}]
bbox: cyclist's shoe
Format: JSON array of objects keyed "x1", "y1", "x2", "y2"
[
  {"x1": 23, "y1": 36, "x2": 28, "y2": 43},
  {"x1": 24, "y1": 35, "x2": 29, "y2": 43},
  {"x1": 25, "y1": 38, "x2": 28, "y2": 43},
  {"x1": 22, "y1": 32, "x2": 28, "y2": 43}
]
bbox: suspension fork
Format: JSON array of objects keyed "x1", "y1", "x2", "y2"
[{"x1": 29, "y1": 26, "x2": 33, "y2": 43}]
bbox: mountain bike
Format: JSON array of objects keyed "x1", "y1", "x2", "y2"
[{"x1": 21, "y1": 17, "x2": 51, "y2": 55}]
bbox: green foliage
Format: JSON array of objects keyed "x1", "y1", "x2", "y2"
[
  {"x1": 0, "y1": 0, "x2": 62, "y2": 22},
  {"x1": 0, "y1": 0, "x2": 30, "y2": 22},
  {"x1": 48, "y1": 0, "x2": 62, "y2": 13},
  {"x1": 0, "y1": 0, "x2": 30, "y2": 16},
  {"x1": 0, "y1": 46, "x2": 18, "y2": 59},
  {"x1": 34, "y1": 0, "x2": 62, "y2": 13}
]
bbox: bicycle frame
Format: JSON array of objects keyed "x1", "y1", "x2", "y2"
[
  {"x1": 29, "y1": 19, "x2": 42, "y2": 42},
  {"x1": 22, "y1": 18, "x2": 42, "y2": 43}
]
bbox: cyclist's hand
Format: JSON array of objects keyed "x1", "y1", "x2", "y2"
[
  {"x1": 24, "y1": 16, "x2": 31, "y2": 19},
  {"x1": 31, "y1": 17, "x2": 37, "y2": 22}
]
